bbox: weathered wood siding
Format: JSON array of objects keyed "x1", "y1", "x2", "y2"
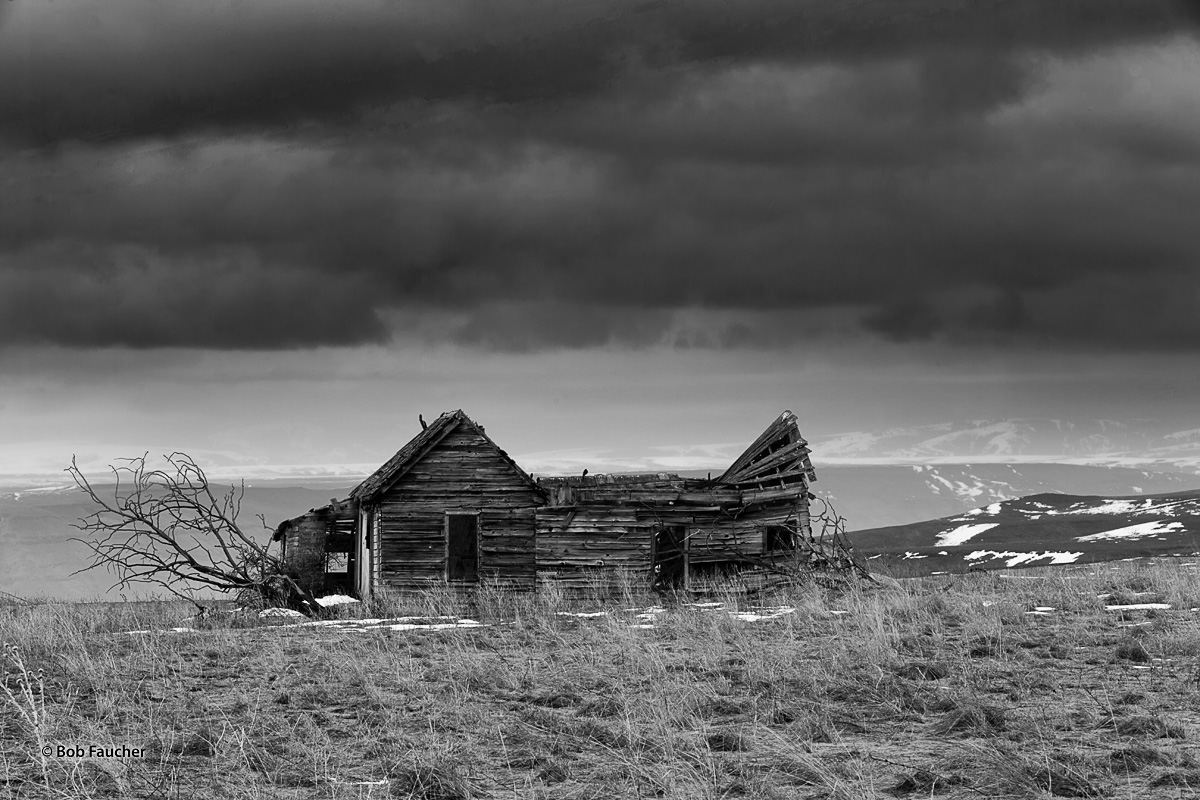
[
  {"x1": 374, "y1": 424, "x2": 541, "y2": 589},
  {"x1": 534, "y1": 474, "x2": 812, "y2": 587},
  {"x1": 278, "y1": 500, "x2": 361, "y2": 594},
  {"x1": 687, "y1": 495, "x2": 811, "y2": 562},
  {"x1": 536, "y1": 507, "x2": 651, "y2": 566},
  {"x1": 281, "y1": 515, "x2": 326, "y2": 592}
]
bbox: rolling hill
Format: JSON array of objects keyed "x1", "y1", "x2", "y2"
[
  {"x1": 814, "y1": 462, "x2": 1200, "y2": 531},
  {"x1": 849, "y1": 488, "x2": 1200, "y2": 575}
]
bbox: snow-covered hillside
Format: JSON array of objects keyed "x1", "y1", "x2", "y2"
[
  {"x1": 815, "y1": 462, "x2": 1198, "y2": 531},
  {"x1": 849, "y1": 489, "x2": 1200, "y2": 574}
]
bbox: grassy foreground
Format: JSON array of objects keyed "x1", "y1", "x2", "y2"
[{"x1": 2, "y1": 563, "x2": 1199, "y2": 799}]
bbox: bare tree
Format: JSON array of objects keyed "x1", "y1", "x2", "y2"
[{"x1": 68, "y1": 452, "x2": 319, "y2": 614}]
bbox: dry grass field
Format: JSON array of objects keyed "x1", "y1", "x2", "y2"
[{"x1": 2, "y1": 563, "x2": 1199, "y2": 799}]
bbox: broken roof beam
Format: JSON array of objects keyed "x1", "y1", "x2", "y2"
[
  {"x1": 726, "y1": 442, "x2": 815, "y2": 482},
  {"x1": 718, "y1": 411, "x2": 816, "y2": 485},
  {"x1": 722, "y1": 469, "x2": 814, "y2": 490}
]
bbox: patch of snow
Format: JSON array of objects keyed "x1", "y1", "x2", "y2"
[
  {"x1": 628, "y1": 606, "x2": 666, "y2": 620},
  {"x1": 1076, "y1": 520, "x2": 1184, "y2": 542},
  {"x1": 556, "y1": 611, "x2": 610, "y2": 618},
  {"x1": 1071, "y1": 499, "x2": 1140, "y2": 515},
  {"x1": 1063, "y1": 497, "x2": 1200, "y2": 517},
  {"x1": 1105, "y1": 603, "x2": 1171, "y2": 611},
  {"x1": 935, "y1": 523, "x2": 999, "y2": 547},
  {"x1": 902, "y1": 551, "x2": 928, "y2": 559},
  {"x1": 730, "y1": 606, "x2": 795, "y2": 622},
  {"x1": 385, "y1": 619, "x2": 483, "y2": 631},
  {"x1": 267, "y1": 615, "x2": 490, "y2": 632},
  {"x1": 1034, "y1": 606, "x2": 1055, "y2": 612},
  {"x1": 964, "y1": 550, "x2": 1083, "y2": 567},
  {"x1": 314, "y1": 594, "x2": 359, "y2": 607}
]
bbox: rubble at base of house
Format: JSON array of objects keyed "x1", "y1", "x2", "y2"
[{"x1": 273, "y1": 410, "x2": 867, "y2": 597}]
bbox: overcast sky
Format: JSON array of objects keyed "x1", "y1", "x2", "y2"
[{"x1": 3, "y1": 0, "x2": 1200, "y2": 482}]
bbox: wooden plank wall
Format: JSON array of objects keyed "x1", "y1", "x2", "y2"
[
  {"x1": 534, "y1": 486, "x2": 811, "y2": 587},
  {"x1": 686, "y1": 497, "x2": 809, "y2": 562},
  {"x1": 374, "y1": 424, "x2": 542, "y2": 590},
  {"x1": 536, "y1": 507, "x2": 650, "y2": 565},
  {"x1": 281, "y1": 515, "x2": 327, "y2": 592}
]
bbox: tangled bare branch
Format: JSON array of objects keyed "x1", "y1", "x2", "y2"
[{"x1": 67, "y1": 453, "x2": 318, "y2": 613}]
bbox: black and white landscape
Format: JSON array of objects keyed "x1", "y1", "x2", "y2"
[
  {"x1": 5, "y1": 4, "x2": 1200, "y2": 796},
  {"x1": 6, "y1": 415, "x2": 1200, "y2": 599}
]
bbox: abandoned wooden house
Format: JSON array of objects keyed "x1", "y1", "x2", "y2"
[{"x1": 273, "y1": 409, "x2": 857, "y2": 595}]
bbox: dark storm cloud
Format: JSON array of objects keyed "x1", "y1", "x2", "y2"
[
  {"x1": 1, "y1": 0, "x2": 1199, "y2": 351},
  {"x1": 0, "y1": 242, "x2": 387, "y2": 348},
  {"x1": 2, "y1": 0, "x2": 1198, "y2": 147}
]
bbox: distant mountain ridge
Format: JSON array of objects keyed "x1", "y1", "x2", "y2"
[{"x1": 812, "y1": 418, "x2": 1200, "y2": 466}]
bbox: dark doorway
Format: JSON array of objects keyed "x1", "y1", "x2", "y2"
[
  {"x1": 652, "y1": 525, "x2": 688, "y2": 590},
  {"x1": 446, "y1": 513, "x2": 479, "y2": 581},
  {"x1": 323, "y1": 532, "x2": 356, "y2": 595}
]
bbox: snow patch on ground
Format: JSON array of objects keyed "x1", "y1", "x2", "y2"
[
  {"x1": 1076, "y1": 520, "x2": 1184, "y2": 542},
  {"x1": 1105, "y1": 603, "x2": 1172, "y2": 611},
  {"x1": 282, "y1": 615, "x2": 486, "y2": 631},
  {"x1": 935, "y1": 523, "x2": 999, "y2": 547},
  {"x1": 729, "y1": 607, "x2": 795, "y2": 623},
  {"x1": 314, "y1": 594, "x2": 359, "y2": 607},
  {"x1": 964, "y1": 550, "x2": 1083, "y2": 567},
  {"x1": 561, "y1": 602, "x2": 799, "y2": 627},
  {"x1": 1056, "y1": 497, "x2": 1200, "y2": 517}
]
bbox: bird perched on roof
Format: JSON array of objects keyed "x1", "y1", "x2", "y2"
[
  {"x1": 582, "y1": 468, "x2": 589, "y2": 477},
  {"x1": 419, "y1": 414, "x2": 428, "y2": 431}
]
